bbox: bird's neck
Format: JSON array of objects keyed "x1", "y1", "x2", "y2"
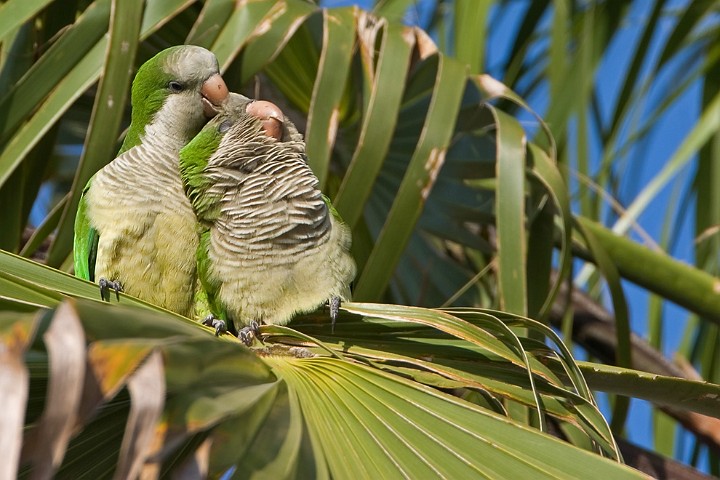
[
  {"x1": 141, "y1": 118, "x2": 193, "y2": 152},
  {"x1": 125, "y1": 94, "x2": 207, "y2": 154}
]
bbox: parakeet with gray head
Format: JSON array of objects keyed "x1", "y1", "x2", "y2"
[
  {"x1": 74, "y1": 45, "x2": 229, "y2": 317},
  {"x1": 179, "y1": 94, "x2": 356, "y2": 341}
]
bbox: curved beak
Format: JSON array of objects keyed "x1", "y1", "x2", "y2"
[
  {"x1": 200, "y1": 73, "x2": 229, "y2": 118},
  {"x1": 246, "y1": 100, "x2": 284, "y2": 140}
]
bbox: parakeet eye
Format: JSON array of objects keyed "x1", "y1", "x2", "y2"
[
  {"x1": 168, "y1": 81, "x2": 184, "y2": 93},
  {"x1": 219, "y1": 120, "x2": 233, "y2": 133}
]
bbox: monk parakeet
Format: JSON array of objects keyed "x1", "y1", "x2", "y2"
[
  {"x1": 179, "y1": 94, "x2": 356, "y2": 342},
  {"x1": 73, "y1": 45, "x2": 229, "y2": 317}
]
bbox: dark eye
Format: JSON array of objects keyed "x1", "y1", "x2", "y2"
[
  {"x1": 168, "y1": 81, "x2": 183, "y2": 92},
  {"x1": 218, "y1": 120, "x2": 233, "y2": 134}
]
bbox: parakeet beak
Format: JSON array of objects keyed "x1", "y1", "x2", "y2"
[
  {"x1": 246, "y1": 100, "x2": 284, "y2": 140},
  {"x1": 201, "y1": 73, "x2": 229, "y2": 118}
]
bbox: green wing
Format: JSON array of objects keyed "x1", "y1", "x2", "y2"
[
  {"x1": 73, "y1": 179, "x2": 99, "y2": 281},
  {"x1": 323, "y1": 194, "x2": 346, "y2": 224},
  {"x1": 193, "y1": 229, "x2": 235, "y2": 330},
  {"x1": 323, "y1": 194, "x2": 354, "y2": 298}
]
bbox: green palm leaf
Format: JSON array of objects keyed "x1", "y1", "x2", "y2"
[{"x1": 0, "y1": 251, "x2": 644, "y2": 477}]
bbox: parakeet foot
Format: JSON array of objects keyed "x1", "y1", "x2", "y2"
[
  {"x1": 329, "y1": 296, "x2": 341, "y2": 333},
  {"x1": 238, "y1": 320, "x2": 260, "y2": 346},
  {"x1": 98, "y1": 278, "x2": 123, "y2": 302},
  {"x1": 202, "y1": 315, "x2": 227, "y2": 336}
]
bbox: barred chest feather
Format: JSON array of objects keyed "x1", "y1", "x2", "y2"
[
  {"x1": 205, "y1": 124, "x2": 332, "y2": 267},
  {"x1": 198, "y1": 112, "x2": 356, "y2": 326},
  {"x1": 85, "y1": 142, "x2": 199, "y2": 316}
]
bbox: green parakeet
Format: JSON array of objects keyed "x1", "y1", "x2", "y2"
[
  {"x1": 73, "y1": 45, "x2": 229, "y2": 317},
  {"x1": 178, "y1": 94, "x2": 356, "y2": 341}
]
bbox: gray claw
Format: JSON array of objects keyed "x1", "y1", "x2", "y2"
[
  {"x1": 202, "y1": 315, "x2": 227, "y2": 336},
  {"x1": 329, "y1": 297, "x2": 340, "y2": 333},
  {"x1": 238, "y1": 320, "x2": 260, "y2": 346},
  {"x1": 98, "y1": 278, "x2": 123, "y2": 302}
]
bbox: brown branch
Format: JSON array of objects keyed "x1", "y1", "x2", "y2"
[
  {"x1": 617, "y1": 438, "x2": 715, "y2": 480},
  {"x1": 21, "y1": 227, "x2": 52, "y2": 264},
  {"x1": 550, "y1": 273, "x2": 720, "y2": 456}
]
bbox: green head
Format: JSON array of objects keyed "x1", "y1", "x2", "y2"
[{"x1": 120, "y1": 45, "x2": 229, "y2": 153}]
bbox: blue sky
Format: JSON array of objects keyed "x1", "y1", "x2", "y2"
[
  {"x1": 321, "y1": 0, "x2": 710, "y2": 471},
  {"x1": 488, "y1": 2, "x2": 700, "y2": 457},
  {"x1": 490, "y1": 1, "x2": 708, "y2": 469}
]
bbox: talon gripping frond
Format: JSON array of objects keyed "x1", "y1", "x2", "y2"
[
  {"x1": 98, "y1": 278, "x2": 123, "y2": 302},
  {"x1": 238, "y1": 320, "x2": 261, "y2": 346},
  {"x1": 202, "y1": 315, "x2": 227, "y2": 336}
]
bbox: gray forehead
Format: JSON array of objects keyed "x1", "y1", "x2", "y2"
[
  {"x1": 224, "y1": 92, "x2": 253, "y2": 111},
  {"x1": 217, "y1": 93, "x2": 254, "y2": 124},
  {"x1": 164, "y1": 46, "x2": 219, "y2": 82}
]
